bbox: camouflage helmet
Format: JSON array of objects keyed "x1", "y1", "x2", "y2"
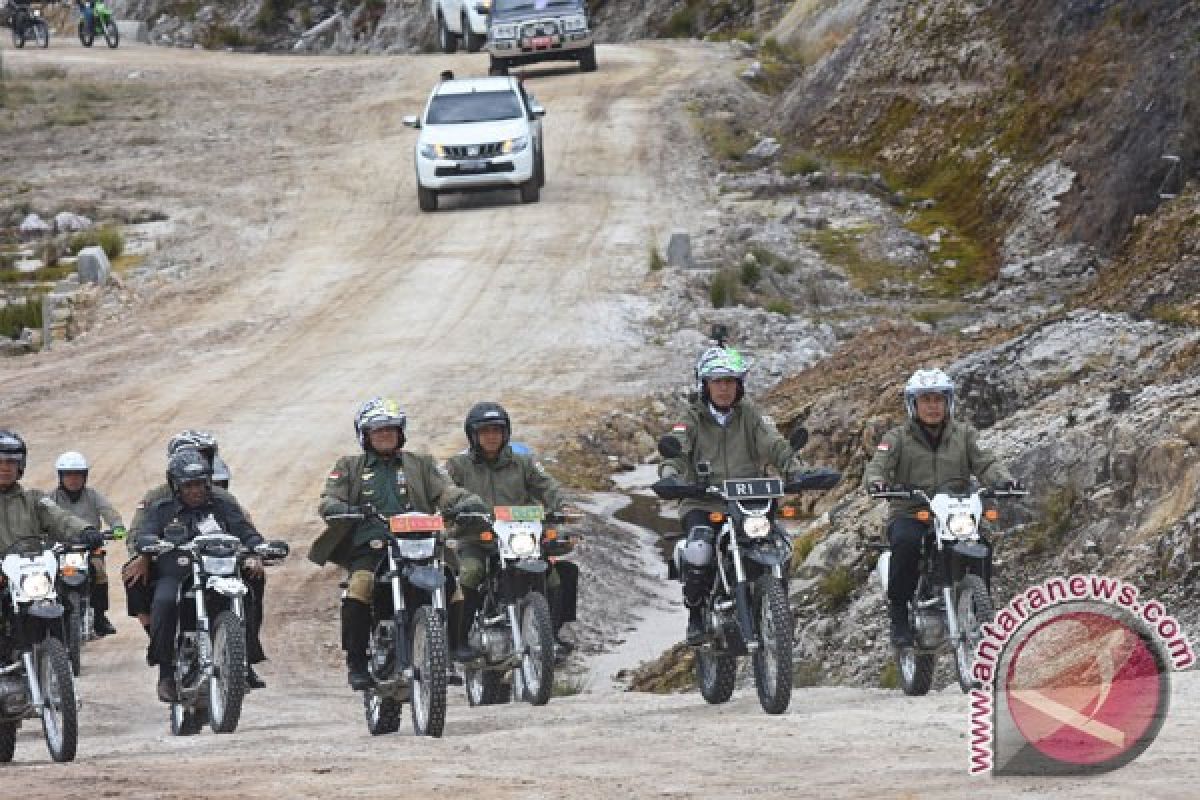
[
  {"x1": 354, "y1": 397, "x2": 407, "y2": 451},
  {"x1": 166, "y1": 448, "x2": 212, "y2": 495},
  {"x1": 0, "y1": 430, "x2": 27, "y2": 479},
  {"x1": 695, "y1": 346, "x2": 748, "y2": 407},
  {"x1": 904, "y1": 368, "x2": 955, "y2": 420},
  {"x1": 167, "y1": 429, "x2": 218, "y2": 464}
]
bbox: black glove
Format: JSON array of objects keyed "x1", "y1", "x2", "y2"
[
  {"x1": 135, "y1": 534, "x2": 160, "y2": 554},
  {"x1": 1001, "y1": 479, "x2": 1026, "y2": 492},
  {"x1": 450, "y1": 498, "x2": 489, "y2": 516},
  {"x1": 78, "y1": 528, "x2": 105, "y2": 549},
  {"x1": 869, "y1": 481, "x2": 888, "y2": 494}
]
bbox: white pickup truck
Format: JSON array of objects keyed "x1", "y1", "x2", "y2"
[{"x1": 432, "y1": 0, "x2": 490, "y2": 53}]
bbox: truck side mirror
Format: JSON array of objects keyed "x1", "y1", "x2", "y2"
[{"x1": 402, "y1": 115, "x2": 420, "y2": 129}]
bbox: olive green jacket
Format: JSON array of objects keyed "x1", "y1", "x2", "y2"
[
  {"x1": 128, "y1": 483, "x2": 243, "y2": 557},
  {"x1": 862, "y1": 418, "x2": 1013, "y2": 520},
  {"x1": 658, "y1": 400, "x2": 804, "y2": 516},
  {"x1": 445, "y1": 446, "x2": 564, "y2": 512},
  {"x1": 50, "y1": 487, "x2": 125, "y2": 531},
  {"x1": 311, "y1": 450, "x2": 479, "y2": 568},
  {"x1": 0, "y1": 483, "x2": 90, "y2": 552}
]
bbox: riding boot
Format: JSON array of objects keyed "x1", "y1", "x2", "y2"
[
  {"x1": 452, "y1": 587, "x2": 483, "y2": 662},
  {"x1": 341, "y1": 598, "x2": 372, "y2": 690},
  {"x1": 91, "y1": 581, "x2": 116, "y2": 636},
  {"x1": 156, "y1": 663, "x2": 177, "y2": 703},
  {"x1": 682, "y1": 567, "x2": 710, "y2": 645},
  {"x1": 889, "y1": 600, "x2": 914, "y2": 648}
]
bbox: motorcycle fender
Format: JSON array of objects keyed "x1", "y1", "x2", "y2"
[
  {"x1": 952, "y1": 542, "x2": 989, "y2": 560},
  {"x1": 205, "y1": 576, "x2": 248, "y2": 597},
  {"x1": 405, "y1": 565, "x2": 445, "y2": 592},
  {"x1": 743, "y1": 545, "x2": 787, "y2": 568},
  {"x1": 28, "y1": 600, "x2": 64, "y2": 620},
  {"x1": 61, "y1": 574, "x2": 87, "y2": 588},
  {"x1": 516, "y1": 559, "x2": 549, "y2": 575}
]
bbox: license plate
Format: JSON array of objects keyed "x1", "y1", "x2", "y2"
[
  {"x1": 723, "y1": 478, "x2": 783, "y2": 499},
  {"x1": 390, "y1": 514, "x2": 445, "y2": 534},
  {"x1": 532, "y1": 35, "x2": 553, "y2": 48},
  {"x1": 458, "y1": 160, "x2": 488, "y2": 172},
  {"x1": 494, "y1": 505, "x2": 545, "y2": 522}
]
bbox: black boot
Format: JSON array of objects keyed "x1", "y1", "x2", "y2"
[
  {"x1": 685, "y1": 604, "x2": 706, "y2": 645},
  {"x1": 889, "y1": 601, "x2": 914, "y2": 648},
  {"x1": 245, "y1": 665, "x2": 267, "y2": 690},
  {"x1": 341, "y1": 599, "x2": 372, "y2": 691},
  {"x1": 452, "y1": 587, "x2": 484, "y2": 662},
  {"x1": 91, "y1": 581, "x2": 116, "y2": 635},
  {"x1": 156, "y1": 663, "x2": 178, "y2": 703}
]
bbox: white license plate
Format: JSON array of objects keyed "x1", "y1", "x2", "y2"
[{"x1": 459, "y1": 160, "x2": 488, "y2": 172}]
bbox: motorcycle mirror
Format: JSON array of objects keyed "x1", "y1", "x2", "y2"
[
  {"x1": 788, "y1": 427, "x2": 809, "y2": 451},
  {"x1": 402, "y1": 114, "x2": 420, "y2": 129},
  {"x1": 657, "y1": 435, "x2": 682, "y2": 459},
  {"x1": 696, "y1": 461, "x2": 712, "y2": 478}
]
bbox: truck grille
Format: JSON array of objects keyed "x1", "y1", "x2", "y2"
[
  {"x1": 443, "y1": 142, "x2": 506, "y2": 160},
  {"x1": 521, "y1": 19, "x2": 561, "y2": 38}
]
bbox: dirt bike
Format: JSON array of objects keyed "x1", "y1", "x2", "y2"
[
  {"x1": 77, "y1": 0, "x2": 118, "y2": 48},
  {"x1": 460, "y1": 506, "x2": 577, "y2": 708},
  {"x1": 54, "y1": 529, "x2": 119, "y2": 676},
  {"x1": 653, "y1": 429, "x2": 841, "y2": 715},
  {"x1": 137, "y1": 524, "x2": 288, "y2": 736},
  {"x1": 333, "y1": 508, "x2": 452, "y2": 738},
  {"x1": 9, "y1": 3, "x2": 49, "y2": 49},
  {"x1": 0, "y1": 535, "x2": 83, "y2": 763},
  {"x1": 869, "y1": 479, "x2": 1028, "y2": 695}
]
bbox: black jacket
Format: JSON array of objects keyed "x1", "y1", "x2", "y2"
[{"x1": 141, "y1": 492, "x2": 263, "y2": 550}]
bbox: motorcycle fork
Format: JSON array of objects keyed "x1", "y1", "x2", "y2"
[
  {"x1": 501, "y1": 566, "x2": 526, "y2": 656},
  {"x1": 387, "y1": 547, "x2": 411, "y2": 671},
  {"x1": 192, "y1": 565, "x2": 213, "y2": 676},
  {"x1": 937, "y1": 544, "x2": 961, "y2": 644},
  {"x1": 724, "y1": 526, "x2": 758, "y2": 652},
  {"x1": 22, "y1": 649, "x2": 43, "y2": 709}
]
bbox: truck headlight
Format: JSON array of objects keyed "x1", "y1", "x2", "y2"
[
  {"x1": 562, "y1": 15, "x2": 587, "y2": 32},
  {"x1": 419, "y1": 143, "x2": 444, "y2": 160},
  {"x1": 491, "y1": 24, "x2": 517, "y2": 40},
  {"x1": 502, "y1": 136, "x2": 528, "y2": 155}
]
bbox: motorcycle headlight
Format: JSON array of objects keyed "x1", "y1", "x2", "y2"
[
  {"x1": 743, "y1": 516, "x2": 771, "y2": 539},
  {"x1": 201, "y1": 555, "x2": 238, "y2": 576},
  {"x1": 419, "y1": 142, "x2": 444, "y2": 160},
  {"x1": 396, "y1": 537, "x2": 437, "y2": 560},
  {"x1": 947, "y1": 513, "x2": 977, "y2": 538},
  {"x1": 502, "y1": 136, "x2": 528, "y2": 155},
  {"x1": 62, "y1": 553, "x2": 88, "y2": 569},
  {"x1": 491, "y1": 23, "x2": 518, "y2": 40},
  {"x1": 21, "y1": 572, "x2": 53, "y2": 600},
  {"x1": 508, "y1": 532, "x2": 538, "y2": 557},
  {"x1": 562, "y1": 15, "x2": 587, "y2": 31}
]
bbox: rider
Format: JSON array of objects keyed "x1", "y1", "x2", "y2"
[
  {"x1": 863, "y1": 368, "x2": 1016, "y2": 648},
  {"x1": 137, "y1": 448, "x2": 264, "y2": 703},
  {"x1": 312, "y1": 397, "x2": 488, "y2": 691},
  {"x1": 125, "y1": 430, "x2": 271, "y2": 689},
  {"x1": 658, "y1": 346, "x2": 807, "y2": 644},
  {"x1": 445, "y1": 402, "x2": 579, "y2": 662},
  {"x1": 49, "y1": 451, "x2": 126, "y2": 636},
  {"x1": 76, "y1": 0, "x2": 94, "y2": 35}
]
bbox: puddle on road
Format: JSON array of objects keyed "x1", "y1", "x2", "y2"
[{"x1": 612, "y1": 491, "x2": 679, "y2": 569}]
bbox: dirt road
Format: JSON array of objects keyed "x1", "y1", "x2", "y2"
[{"x1": 1, "y1": 39, "x2": 1197, "y2": 797}]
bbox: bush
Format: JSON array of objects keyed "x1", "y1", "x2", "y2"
[
  {"x1": 879, "y1": 660, "x2": 899, "y2": 689},
  {"x1": 69, "y1": 225, "x2": 124, "y2": 260},
  {"x1": 739, "y1": 259, "x2": 761, "y2": 287},
  {"x1": 0, "y1": 293, "x2": 44, "y2": 339},
  {"x1": 766, "y1": 298, "x2": 793, "y2": 316},
  {"x1": 781, "y1": 151, "x2": 823, "y2": 177},
  {"x1": 818, "y1": 566, "x2": 856, "y2": 609},
  {"x1": 710, "y1": 270, "x2": 737, "y2": 308},
  {"x1": 648, "y1": 245, "x2": 665, "y2": 272}
]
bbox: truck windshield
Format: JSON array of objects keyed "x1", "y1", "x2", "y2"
[
  {"x1": 493, "y1": 0, "x2": 578, "y2": 11},
  {"x1": 427, "y1": 91, "x2": 523, "y2": 124}
]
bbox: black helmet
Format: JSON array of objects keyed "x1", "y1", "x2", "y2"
[
  {"x1": 166, "y1": 448, "x2": 212, "y2": 495},
  {"x1": 464, "y1": 402, "x2": 511, "y2": 455},
  {"x1": 0, "y1": 429, "x2": 27, "y2": 479},
  {"x1": 167, "y1": 429, "x2": 218, "y2": 464}
]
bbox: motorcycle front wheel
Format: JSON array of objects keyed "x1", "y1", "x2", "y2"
[
  {"x1": 38, "y1": 637, "x2": 78, "y2": 762},
  {"x1": 752, "y1": 574, "x2": 794, "y2": 715},
  {"x1": 78, "y1": 20, "x2": 94, "y2": 46},
  {"x1": 512, "y1": 593, "x2": 555, "y2": 706},
  {"x1": 169, "y1": 702, "x2": 204, "y2": 736},
  {"x1": 410, "y1": 605, "x2": 448, "y2": 737},
  {"x1": 65, "y1": 594, "x2": 84, "y2": 676},
  {"x1": 696, "y1": 646, "x2": 737, "y2": 705},
  {"x1": 208, "y1": 610, "x2": 247, "y2": 734},
  {"x1": 953, "y1": 574, "x2": 994, "y2": 693},
  {"x1": 465, "y1": 666, "x2": 511, "y2": 706},
  {"x1": 103, "y1": 19, "x2": 119, "y2": 48},
  {"x1": 363, "y1": 622, "x2": 402, "y2": 735},
  {"x1": 33, "y1": 19, "x2": 48, "y2": 48}
]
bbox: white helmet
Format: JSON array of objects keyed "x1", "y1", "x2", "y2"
[
  {"x1": 904, "y1": 368, "x2": 955, "y2": 420},
  {"x1": 55, "y1": 451, "x2": 89, "y2": 473}
]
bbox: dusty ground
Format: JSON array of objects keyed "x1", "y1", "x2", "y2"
[{"x1": 1, "y1": 38, "x2": 1198, "y2": 796}]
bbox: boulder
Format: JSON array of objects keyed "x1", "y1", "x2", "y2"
[
  {"x1": 19, "y1": 214, "x2": 51, "y2": 235},
  {"x1": 665, "y1": 231, "x2": 695, "y2": 269},
  {"x1": 76, "y1": 246, "x2": 112, "y2": 285},
  {"x1": 54, "y1": 212, "x2": 92, "y2": 232}
]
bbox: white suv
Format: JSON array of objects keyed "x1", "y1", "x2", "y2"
[
  {"x1": 431, "y1": 0, "x2": 489, "y2": 53},
  {"x1": 404, "y1": 75, "x2": 546, "y2": 212}
]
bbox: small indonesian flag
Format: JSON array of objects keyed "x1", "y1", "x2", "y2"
[
  {"x1": 672, "y1": 424, "x2": 688, "y2": 433},
  {"x1": 327, "y1": 471, "x2": 342, "y2": 481}
]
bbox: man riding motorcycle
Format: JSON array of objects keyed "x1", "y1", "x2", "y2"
[
  {"x1": 862, "y1": 368, "x2": 1017, "y2": 647},
  {"x1": 445, "y1": 401, "x2": 579, "y2": 662},
  {"x1": 658, "y1": 347, "x2": 807, "y2": 644},
  {"x1": 0, "y1": 430, "x2": 103, "y2": 556},
  {"x1": 311, "y1": 397, "x2": 488, "y2": 691},
  {"x1": 49, "y1": 451, "x2": 126, "y2": 636},
  {"x1": 125, "y1": 430, "x2": 270, "y2": 689},
  {"x1": 137, "y1": 449, "x2": 265, "y2": 703}
]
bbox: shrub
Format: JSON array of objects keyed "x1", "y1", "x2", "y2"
[
  {"x1": 69, "y1": 225, "x2": 124, "y2": 260},
  {"x1": 710, "y1": 270, "x2": 737, "y2": 308},
  {"x1": 818, "y1": 566, "x2": 856, "y2": 609},
  {"x1": 648, "y1": 245, "x2": 665, "y2": 272},
  {"x1": 739, "y1": 258, "x2": 761, "y2": 287},
  {"x1": 879, "y1": 660, "x2": 899, "y2": 689},
  {"x1": 0, "y1": 293, "x2": 44, "y2": 339},
  {"x1": 553, "y1": 674, "x2": 587, "y2": 697},
  {"x1": 766, "y1": 298, "x2": 793, "y2": 315}
]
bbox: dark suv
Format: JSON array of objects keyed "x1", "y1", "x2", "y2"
[{"x1": 484, "y1": 0, "x2": 597, "y2": 75}]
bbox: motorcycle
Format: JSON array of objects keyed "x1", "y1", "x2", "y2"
[
  {"x1": 55, "y1": 529, "x2": 119, "y2": 677},
  {"x1": 653, "y1": 429, "x2": 841, "y2": 715},
  {"x1": 332, "y1": 508, "x2": 452, "y2": 738},
  {"x1": 0, "y1": 535, "x2": 81, "y2": 763},
  {"x1": 137, "y1": 522, "x2": 289, "y2": 736},
  {"x1": 9, "y1": 3, "x2": 49, "y2": 49},
  {"x1": 460, "y1": 506, "x2": 576, "y2": 708},
  {"x1": 77, "y1": 0, "x2": 118, "y2": 48},
  {"x1": 869, "y1": 479, "x2": 1027, "y2": 695}
]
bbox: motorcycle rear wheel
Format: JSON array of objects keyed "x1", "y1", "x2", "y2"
[
  {"x1": 752, "y1": 574, "x2": 794, "y2": 715},
  {"x1": 78, "y1": 20, "x2": 94, "y2": 47},
  {"x1": 410, "y1": 605, "x2": 448, "y2": 737},
  {"x1": 953, "y1": 574, "x2": 994, "y2": 693},
  {"x1": 0, "y1": 721, "x2": 16, "y2": 762},
  {"x1": 897, "y1": 642, "x2": 937, "y2": 696},
  {"x1": 465, "y1": 666, "x2": 511, "y2": 706},
  {"x1": 38, "y1": 637, "x2": 78, "y2": 762},
  {"x1": 103, "y1": 19, "x2": 119, "y2": 48},
  {"x1": 512, "y1": 593, "x2": 555, "y2": 706},
  {"x1": 696, "y1": 647, "x2": 737, "y2": 705},
  {"x1": 208, "y1": 611, "x2": 247, "y2": 734}
]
